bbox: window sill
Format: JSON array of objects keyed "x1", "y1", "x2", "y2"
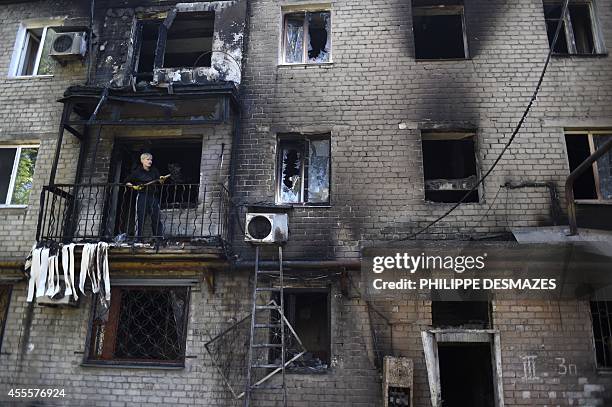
[
  {"x1": 574, "y1": 199, "x2": 612, "y2": 205},
  {"x1": 285, "y1": 368, "x2": 330, "y2": 375},
  {"x1": 552, "y1": 53, "x2": 608, "y2": 58},
  {"x1": 596, "y1": 368, "x2": 612, "y2": 375},
  {"x1": 278, "y1": 62, "x2": 334, "y2": 68},
  {"x1": 6, "y1": 74, "x2": 54, "y2": 80},
  {"x1": 81, "y1": 362, "x2": 184, "y2": 370},
  {"x1": 415, "y1": 57, "x2": 471, "y2": 62},
  {"x1": 278, "y1": 203, "x2": 331, "y2": 208},
  {"x1": 0, "y1": 205, "x2": 27, "y2": 210}
]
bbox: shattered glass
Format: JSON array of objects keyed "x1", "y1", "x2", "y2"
[
  {"x1": 308, "y1": 12, "x2": 331, "y2": 63},
  {"x1": 308, "y1": 139, "x2": 330, "y2": 203},
  {"x1": 281, "y1": 145, "x2": 302, "y2": 203},
  {"x1": 285, "y1": 14, "x2": 304, "y2": 63}
]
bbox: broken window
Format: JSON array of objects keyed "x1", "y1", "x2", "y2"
[
  {"x1": 565, "y1": 132, "x2": 612, "y2": 200},
  {"x1": 544, "y1": 2, "x2": 605, "y2": 55},
  {"x1": 432, "y1": 301, "x2": 490, "y2": 328},
  {"x1": 591, "y1": 301, "x2": 612, "y2": 368},
  {"x1": 282, "y1": 10, "x2": 331, "y2": 64},
  {"x1": 10, "y1": 25, "x2": 58, "y2": 77},
  {"x1": 277, "y1": 135, "x2": 330, "y2": 204},
  {"x1": 272, "y1": 290, "x2": 330, "y2": 372},
  {"x1": 133, "y1": 11, "x2": 214, "y2": 81},
  {"x1": 412, "y1": 2, "x2": 468, "y2": 59},
  {"x1": 421, "y1": 132, "x2": 479, "y2": 203},
  {"x1": 0, "y1": 286, "x2": 11, "y2": 352},
  {"x1": 0, "y1": 145, "x2": 38, "y2": 206},
  {"x1": 86, "y1": 286, "x2": 189, "y2": 366}
]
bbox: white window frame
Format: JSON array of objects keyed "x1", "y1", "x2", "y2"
[
  {"x1": 8, "y1": 21, "x2": 61, "y2": 78},
  {"x1": 0, "y1": 145, "x2": 39, "y2": 208},
  {"x1": 544, "y1": 1, "x2": 606, "y2": 55},
  {"x1": 279, "y1": 4, "x2": 332, "y2": 66}
]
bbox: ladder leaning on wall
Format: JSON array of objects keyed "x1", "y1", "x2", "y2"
[{"x1": 244, "y1": 245, "x2": 287, "y2": 407}]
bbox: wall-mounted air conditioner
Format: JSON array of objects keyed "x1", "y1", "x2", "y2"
[
  {"x1": 244, "y1": 213, "x2": 288, "y2": 244},
  {"x1": 383, "y1": 356, "x2": 413, "y2": 407},
  {"x1": 49, "y1": 31, "x2": 87, "y2": 61}
]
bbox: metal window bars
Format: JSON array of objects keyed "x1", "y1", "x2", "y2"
[{"x1": 591, "y1": 301, "x2": 612, "y2": 368}]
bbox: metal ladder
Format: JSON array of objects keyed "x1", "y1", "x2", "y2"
[{"x1": 244, "y1": 245, "x2": 287, "y2": 406}]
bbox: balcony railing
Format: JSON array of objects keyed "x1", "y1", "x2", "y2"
[{"x1": 36, "y1": 183, "x2": 230, "y2": 246}]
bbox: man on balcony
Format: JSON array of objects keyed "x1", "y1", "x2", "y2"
[{"x1": 125, "y1": 153, "x2": 169, "y2": 239}]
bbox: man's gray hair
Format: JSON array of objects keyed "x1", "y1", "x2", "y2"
[{"x1": 140, "y1": 152, "x2": 152, "y2": 161}]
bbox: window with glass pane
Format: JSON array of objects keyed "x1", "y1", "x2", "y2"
[
  {"x1": 543, "y1": 2, "x2": 604, "y2": 55},
  {"x1": 11, "y1": 26, "x2": 57, "y2": 77},
  {"x1": 282, "y1": 10, "x2": 331, "y2": 64},
  {"x1": 0, "y1": 146, "x2": 38, "y2": 206},
  {"x1": 277, "y1": 136, "x2": 330, "y2": 204}
]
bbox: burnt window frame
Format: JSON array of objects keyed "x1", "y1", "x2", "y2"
[
  {"x1": 272, "y1": 287, "x2": 332, "y2": 374},
  {"x1": 275, "y1": 134, "x2": 331, "y2": 206},
  {"x1": 131, "y1": 10, "x2": 215, "y2": 80},
  {"x1": 280, "y1": 6, "x2": 333, "y2": 65},
  {"x1": 83, "y1": 285, "x2": 191, "y2": 369},
  {"x1": 590, "y1": 301, "x2": 612, "y2": 369},
  {"x1": 411, "y1": 4, "x2": 470, "y2": 60},
  {"x1": 543, "y1": 0, "x2": 606, "y2": 56},
  {"x1": 565, "y1": 130, "x2": 612, "y2": 202},
  {"x1": 0, "y1": 285, "x2": 12, "y2": 353},
  {"x1": 420, "y1": 131, "x2": 481, "y2": 204}
]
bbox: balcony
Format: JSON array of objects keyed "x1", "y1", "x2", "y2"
[{"x1": 36, "y1": 183, "x2": 230, "y2": 248}]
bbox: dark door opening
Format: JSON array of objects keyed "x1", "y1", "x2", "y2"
[{"x1": 438, "y1": 342, "x2": 495, "y2": 407}]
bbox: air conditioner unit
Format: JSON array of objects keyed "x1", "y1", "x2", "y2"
[
  {"x1": 245, "y1": 213, "x2": 288, "y2": 244},
  {"x1": 49, "y1": 31, "x2": 87, "y2": 61},
  {"x1": 383, "y1": 357, "x2": 413, "y2": 407}
]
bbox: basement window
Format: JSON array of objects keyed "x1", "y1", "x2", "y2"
[
  {"x1": 421, "y1": 132, "x2": 479, "y2": 203},
  {"x1": 0, "y1": 145, "x2": 38, "y2": 207},
  {"x1": 277, "y1": 135, "x2": 330, "y2": 204},
  {"x1": 412, "y1": 1, "x2": 468, "y2": 60},
  {"x1": 9, "y1": 25, "x2": 58, "y2": 77},
  {"x1": 0, "y1": 286, "x2": 11, "y2": 352},
  {"x1": 282, "y1": 10, "x2": 331, "y2": 64},
  {"x1": 86, "y1": 286, "x2": 190, "y2": 367},
  {"x1": 591, "y1": 301, "x2": 612, "y2": 368},
  {"x1": 564, "y1": 132, "x2": 612, "y2": 200},
  {"x1": 272, "y1": 290, "x2": 331, "y2": 372},
  {"x1": 432, "y1": 301, "x2": 491, "y2": 329},
  {"x1": 544, "y1": 2, "x2": 605, "y2": 55}
]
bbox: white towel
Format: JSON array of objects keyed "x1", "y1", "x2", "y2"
[
  {"x1": 62, "y1": 245, "x2": 72, "y2": 297},
  {"x1": 26, "y1": 246, "x2": 40, "y2": 302},
  {"x1": 35, "y1": 248, "x2": 50, "y2": 298}
]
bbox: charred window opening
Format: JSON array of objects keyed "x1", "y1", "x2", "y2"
[
  {"x1": 591, "y1": 301, "x2": 612, "y2": 368},
  {"x1": 277, "y1": 135, "x2": 330, "y2": 204},
  {"x1": 0, "y1": 286, "x2": 11, "y2": 352},
  {"x1": 432, "y1": 301, "x2": 491, "y2": 328},
  {"x1": 113, "y1": 139, "x2": 202, "y2": 207},
  {"x1": 134, "y1": 21, "x2": 161, "y2": 80},
  {"x1": 412, "y1": 2, "x2": 468, "y2": 60},
  {"x1": 438, "y1": 343, "x2": 495, "y2": 407},
  {"x1": 421, "y1": 132, "x2": 479, "y2": 203},
  {"x1": 133, "y1": 11, "x2": 214, "y2": 81},
  {"x1": 164, "y1": 12, "x2": 214, "y2": 68},
  {"x1": 565, "y1": 132, "x2": 612, "y2": 200},
  {"x1": 282, "y1": 10, "x2": 331, "y2": 64},
  {"x1": 544, "y1": 2, "x2": 604, "y2": 55},
  {"x1": 272, "y1": 290, "x2": 331, "y2": 372},
  {"x1": 87, "y1": 286, "x2": 189, "y2": 366},
  {"x1": 388, "y1": 387, "x2": 411, "y2": 407}
]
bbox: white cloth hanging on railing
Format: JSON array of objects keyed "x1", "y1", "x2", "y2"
[
  {"x1": 97, "y1": 242, "x2": 111, "y2": 301},
  {"x1": 35, "y1": 248, "x2": 50, "y2": 298},
  {"x1": 26, "y1": 242, "x2": 111, "y2": 303},
  {"x1": 26, "y1": 246, "x2": 40, "y2": 302}
]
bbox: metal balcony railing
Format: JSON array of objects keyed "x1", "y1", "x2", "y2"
[{"x1": 36, "y1": 183, "x2": 230, "y2": 245}]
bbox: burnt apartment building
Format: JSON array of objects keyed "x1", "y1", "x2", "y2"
[{"x1": 0, "y1": 0, "x2": 612, "y2": 406}]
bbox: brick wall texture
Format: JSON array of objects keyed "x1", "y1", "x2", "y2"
[{"x1": 0, "y1": 0, "x2": 611, "y2": 406}]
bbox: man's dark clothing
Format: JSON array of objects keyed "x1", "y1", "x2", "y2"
[{"x1": 125, "y1": 166, "x2": 164, "y2": 238}]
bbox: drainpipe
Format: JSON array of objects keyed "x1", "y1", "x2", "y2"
[{"x1": 565, "y1": 137, "x2": 612, "y2": 236}]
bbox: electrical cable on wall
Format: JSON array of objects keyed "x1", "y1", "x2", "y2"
[{"x1": 398, "y1": 0, "x2": 571, "y2": 241}]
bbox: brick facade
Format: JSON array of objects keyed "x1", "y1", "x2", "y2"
[{"x1": 0, "y1": 0, "x2": 611, "y2": 405}]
